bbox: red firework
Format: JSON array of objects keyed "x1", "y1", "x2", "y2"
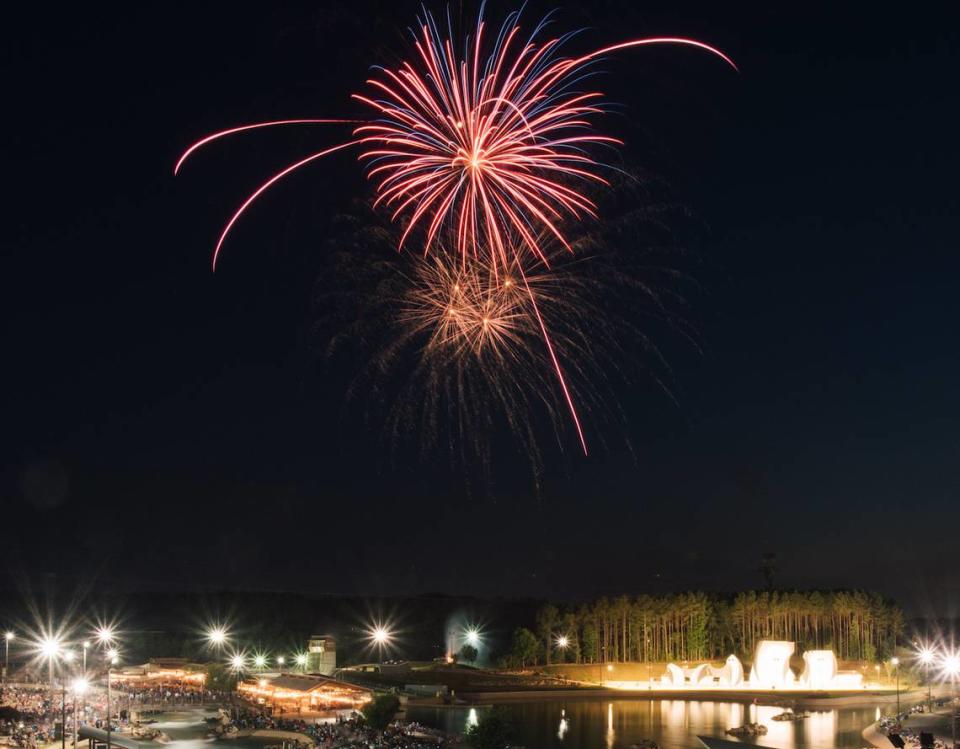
[
  {"x1": 175, "y1": 9, "x2": 734, "y2": 272},
  {"x1": 174, "y1": 8, "x2": 736, "y2": 455}
]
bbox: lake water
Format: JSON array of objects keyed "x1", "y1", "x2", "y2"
[
  {"x1": 138, "y1": 711, "x2": 274, "y2": 749},
  {"x1": 407, "y1": 699, "x2": 884, "y2": 749}
]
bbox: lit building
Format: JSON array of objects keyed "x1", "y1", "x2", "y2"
[
  {"x1": 110, "y1": 658, "x2": 207, "y2": 689},
  {"x1": 306, "y1": 634, "x2": 336, "y2": 675},
  {"x1": 238, "y1": 673, "x2": 369, "y2": 711}
]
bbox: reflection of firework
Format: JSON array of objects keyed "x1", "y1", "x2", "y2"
[{"x1": 174, "y1": 8, "x2": 735, "y2": 271}]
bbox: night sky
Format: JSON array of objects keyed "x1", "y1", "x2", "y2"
[{"x1": 3, "y1": 2, "x2": 958, "y2": 615}]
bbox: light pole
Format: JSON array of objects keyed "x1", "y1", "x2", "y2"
[
  {"x1": 295, "y1": 654, "x2": 307, "y2": 673},
  {"x1": 38, "y1": 636, "x2": 62, "y2": 700},
  {"x1": 61, "y1": 681, "x2": 67, "y2": 749},
  {"x1": 918, "y1": 645, "x2": 935, "y2": 713},
  {"x1": 105, "y1": 649, "x2": 118, "y2": 749},
  {"x1": 71, "y1": 678, "x2": 88, "y2": 749},
  {"x1": 939, "y1": 652, "x2": 959, "y2": 749},
  {"x1": 891, "y1": 657, "x2": 900, "y2": 716},
  {"x1": 4, "y1": 632, "x2": 13, "y2": 683},
  {"x1": 276, "y1": 656, "x2": 285, "y2": 673},
  {"x1": 368, "y1": 624, "x2": 394, "y2": 664}
]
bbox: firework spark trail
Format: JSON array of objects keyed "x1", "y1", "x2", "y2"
[
  {"x1": 173, "y1": 119, "x2": 359, "y2": 175},
  {"x1": 516, "y1": 263, "x2": 588, "y2": 454},
  {"x1": 210, "y1": 140, "x2": 362, "y2": 270}
]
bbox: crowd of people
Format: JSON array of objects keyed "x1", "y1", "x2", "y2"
[
  {"x1": 1, "y1": 686, "x2": 460, "y2": 749},
  {"x1": 229, "y1": 707, "x2": 459, "y2": 748},
  {"x1": 0, "y1": 685, "x2": 81, "y2": 749}
]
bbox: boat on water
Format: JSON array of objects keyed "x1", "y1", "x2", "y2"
[
  {"x1": 771, "y1": 709, "x2": 810, "y2": 721},
  {"x1": 724, "y1": 722, "x2": 768, "y2": 737}
]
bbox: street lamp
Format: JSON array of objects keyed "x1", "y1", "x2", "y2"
[
  {"x1": 253, "y1": 654, "x2": 267, "y2": 671},
  {"x1": 4, "y1": 632, "x2": 13, "y2": 684},
  {"x1": 38, "y1": 635, "x2": 62, "y2": 698},
  {"x1": 294, "y1": 653, "x2": 307, "y2": 672},
  {"x1": 229, "y1": 653, "x2": 247, "y2": 696},
  {"x1": 555, "y1": 635, "x2": 569, "y2": 664},
  {"x1": 71, "y1": 677, "x2": 89, "y2": 749},
  {"x1": 95, "y1": 626, "x2": 115, "y2": 648},
  {"x1": 918, "y1": 644, "x2": 935, "y2": 711},
  {"x1": 464, "y1": 629, "x2": 481, "y2": 648},
  {"x1": 206, "y1": 625, "x2": 229, "y2": 650},
  {"x1": 891, "y1": 657, "x2": 900, "y2": 716},
  {"x1": 276, "y1": 656, "x2": 285, "y2": 672},
  {"x1": 939, "y1": 650, "x2": 959, "y2": 749},
  {"x1": 105, "y1": 650, "x2": 119, "y2": 749},
  {"x1": 367, "y1": 623, "x2": 394, "y2": 662}
]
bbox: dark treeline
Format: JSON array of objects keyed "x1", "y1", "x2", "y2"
[
  {"x1": 521, "y1": 590, "x2": 904, "y2": 667},
  {"x1": 0, "y1": 587, "x2": 903, "y2": 670}
]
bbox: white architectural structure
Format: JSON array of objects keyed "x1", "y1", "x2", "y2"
[
  {"x1": 749, "y1": 640, "x2": 796, "y2": 689},
  {"x1": 654, "y1": 642, "x2": 865, "y2": 692},
  {"x1": 800, "y1": 649, "x2": 837, "y2": 689},
  {"x1": 715, "y1": 654, "x2": 744, "y2": 687}
]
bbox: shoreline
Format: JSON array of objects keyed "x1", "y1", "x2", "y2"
[{"x1": 447, "y1": 687, "x2": 914, "y2": 708}]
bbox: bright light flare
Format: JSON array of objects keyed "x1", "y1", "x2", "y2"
[
  {"x1": 294, "y1": 653, "x2": 308, "y2": 668},
  {"x1": 4, "y1": 632, "x2": 14, "y2": 642},
  {"x1": 205, "y1": 624, "x2": 229, "y2": 648},
  {"x1": 371, "y1": 627, "x2": 391, "y2": 645},
  {"x1": 253, "y1": 654, "x2": 267, "y2": 669},
  {"x1": 71, "y1": 677, "x2": 90, "y2": 695},
  {"x1": 464, "y1": 629, "x2": 481, "y2": 647},
  {"x1": 228, "y1": 651, "x2": 248, "y2": 675},
  {"x1": 556, "y1": 635, "x2": 570, "y2": 649},
  {"x1": 37, "y1": 636, "x2": 61, "y2": 660},
  {"x1": 940, "y1": 650, "x2": 960, "y2": 680},
  {"x1": 95, "y1": 625, "x2": 116, "y2": 646}
]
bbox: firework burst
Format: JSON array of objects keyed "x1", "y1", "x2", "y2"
[
  {"x1": 176, "y1": 7, "x2": 734, "y2": 459},
  {"x1": 317, "y1": 186, "x2": 702, "y2": 485},
  {"x1": 174, "y1": 7, "x2": 735, "y2": 273}
]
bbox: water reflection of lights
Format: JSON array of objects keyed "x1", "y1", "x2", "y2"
[
  {"x1": 466, "y1": 708, "x2": 479, "y2": 731},
  {"x1": 557, "y1": 708, "x2": 568, "y2": 740},
  {"x1": 606, "y1": 703, "x2": 616, "y2": 749},
  {"x1": 806, "y1": 709, "x2": 837, "y2": 745}
]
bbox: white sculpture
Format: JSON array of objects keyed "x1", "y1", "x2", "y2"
[
  {"x1": 749, "y1": 640, "x2": 795, "y2": 688},
  {"x1": 716, "y1": 654, "x2": 744, "y2": 687},
  {"x1": 801, "y1": 650, "x2": 837, "y2": 689},
  {"x1": 689, "y1": 663, "x2": 711, "y2": 685},
  {"x1": 664, "y1": 662, "x2": 686, "y2": 686}
]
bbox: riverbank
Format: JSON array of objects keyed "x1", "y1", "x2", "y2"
[
  {"x1": 445, "y1": 686, "x2": 912, "y2": 708},
  {"x1": 862, "y1": 704, "x2": 959, "y2": 749}
]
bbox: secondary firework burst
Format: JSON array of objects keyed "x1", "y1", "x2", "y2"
[
  {"x1": 402, "y1": 257, "x2": 529, "y2": 358},
  {"x1": 317, "y1": 190, "x2": 702, "y2": 482}
]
